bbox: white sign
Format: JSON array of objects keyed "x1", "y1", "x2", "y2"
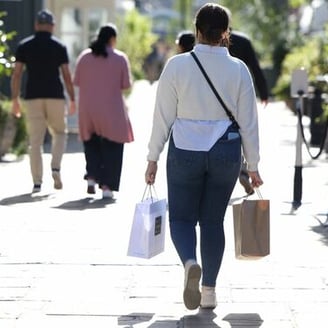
[{"x1": 291, "y1": 69, "x2": 308, "y2": 97}]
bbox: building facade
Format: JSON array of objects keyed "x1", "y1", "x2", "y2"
[
  {"x1": 43, "y1": 0, "x2": 116, "y2": 64},
  {"x1": 0, "y1": 0, "x2": 128, "y2": 82}
]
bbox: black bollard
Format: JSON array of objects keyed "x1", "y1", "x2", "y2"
[
  {"x1": 292, "y1": 93, "x2": 304, "y2": 210},
  {"x1": 290, "y1": 69, "x2": 308, "y2": 212}
]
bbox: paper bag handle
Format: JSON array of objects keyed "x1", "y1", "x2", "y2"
[{"x1": 255, "y1": 187, "x2": 263, "y2": 199}]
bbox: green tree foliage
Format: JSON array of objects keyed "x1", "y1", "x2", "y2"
[
  {"x1": 220, "y1": 0, "x2": 307, "y2": 66},
  {"x1": 175, "y1": 0, "x2": 193, "y2": 30},
  {"x1": 116, "y1": 9, "x2": 157, "y2": 80},
  {"x1": 273, "y1": 25, "x2": 328, "y2": 100},
  {"x1": 0, "y1": 12, "x2": 27, "y2": 156},
  {"x1": 0, "y1": 12, "x2": 16, "y2": 94},
  {"x1": 218, "y1": 0, "x2": 312, "y2": 95}
]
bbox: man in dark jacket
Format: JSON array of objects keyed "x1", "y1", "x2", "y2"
[
  {"x1": 229, "y1": 30, "x2": 269, "y2": 105},
  {"x1": 228, "y1": 25, "x2": 269, "y2": 195}
]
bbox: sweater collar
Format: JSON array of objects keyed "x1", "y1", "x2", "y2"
[{"x1": 194, "y1": 44, "x2": 229, "y2": 55}]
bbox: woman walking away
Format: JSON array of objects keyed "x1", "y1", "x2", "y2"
[
  {"x1": 74, "y1": 24, "x2": 134, "y2": 199},
  {"x1": 145, "y1": 3, "x2": 263, "y2": 310}
]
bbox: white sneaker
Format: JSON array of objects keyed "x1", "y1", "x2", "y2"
[
  {"x1": 183, "y1": 259, "x2": 201, "y2": 310},
  {"x1": 52, "y1": 170, "x2": 63, "y2": 190},
  {"x1": 102, "y1": 189, "x2": 113, "y2": 199},
  {"x1": 200, "y1": 286, "x2": 217, "y2": 309},
  {"x1": 32, "y1": 184, "x2": 41, "y2": 193}
]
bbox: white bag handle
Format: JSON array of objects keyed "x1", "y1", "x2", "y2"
[{"x1": 141, "y1": 184, "x2": 158, "y2": 202}]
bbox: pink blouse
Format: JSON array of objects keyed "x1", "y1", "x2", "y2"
[{"x1": 74, "y1": 47, "x2": 134, "y2": 143}]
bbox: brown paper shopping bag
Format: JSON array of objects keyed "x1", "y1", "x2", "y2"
[{"x1": 232, "y1": 189, "x2": 270, "y2": 260}]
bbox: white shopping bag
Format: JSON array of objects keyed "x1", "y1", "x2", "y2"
[{"x1": 127, "y1": 186, "x2": 167, "y2": 259}]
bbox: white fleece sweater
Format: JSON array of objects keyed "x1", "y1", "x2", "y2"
[{"x1": 147, "y1": 44, "x2": 260, "y2": 171}]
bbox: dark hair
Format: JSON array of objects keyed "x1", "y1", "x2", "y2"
[
  {"x1": 195, "y1": 3, "x2": 230, "y2": 46},
  {"x1": 176, "y1": 31, "x2": 195, "y2": 52},
  {"x1": 90, "y1": 23, "x2": 117, "y2": 57}
]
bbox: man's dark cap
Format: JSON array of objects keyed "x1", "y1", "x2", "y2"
[{"x1": 36, "y1": 9, "x2": 55, "y2": 25}]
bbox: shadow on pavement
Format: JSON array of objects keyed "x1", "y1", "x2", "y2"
[
  {"x1": 311, "y1": 216, "x2": 328, "y2": 246},
  {"x1": 53, "y1": 197, "x2": 116, "y2": 210},
  {"x1": 117, "y1": 313, "x2": 154, "y2": 326},
  {"x1": 117, "y1": 310, "x2": 222, "y2": 327},
  {"x1": 0, "y1": 193, "x2": 54, "y2": 205},
  {"x1": 223, "y1": 313, "x2": 264, "y2": 327},
  {"x1": 147, "y1": 320, "x2": 180, "y2": 327},
  {"x1": 182, "y1": 308, "x2": 221, "y2": 327}
]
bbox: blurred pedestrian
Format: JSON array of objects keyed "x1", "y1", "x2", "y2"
[
  {"x1": 227, "y1": 8, "x2": 269, "y2": 195},
  {"x1": 145, "y1": 3, "x2": 263, "y2": 310},
  {"x1": 11, "y1": 9, "x2": 76, "y2": 193},
  {"x1": 229, "y1": 34, "x2": 269, "y2": 105},
  {"x1": 175, "y1": 30, "x2": 195, "y2": 53},
  {"x1": 143, "y1": 39, "x2": 167, "y2": 84},
  {"x1": 73, "y1": 23, "x2": 134, "y2": 199}
]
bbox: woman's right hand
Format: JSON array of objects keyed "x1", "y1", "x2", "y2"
[
  {"x1": 68, "y1": 101, "x2": 76, "y2": 115},
  {"x1": 12, "y1": 98, "x2": 21, "y2": 118},
  {"x1": 248, "y1": 171, "x2": 263, "y2": 189},
  {"x1": 145, "y1": 161, "x2": 157, "y2": 185}
]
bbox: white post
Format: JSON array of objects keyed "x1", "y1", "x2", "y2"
[{"x1": 290, "y1": 69, "x2": 308, "y2": 211}]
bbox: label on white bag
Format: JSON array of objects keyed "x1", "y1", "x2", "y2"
[{"x1": 154, "y1": 216, "x2": 162, "y2": 235}]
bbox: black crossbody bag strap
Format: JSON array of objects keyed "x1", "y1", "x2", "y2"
[{"x1": 190, "y1": 51, "x2": 240, "y2": 129}]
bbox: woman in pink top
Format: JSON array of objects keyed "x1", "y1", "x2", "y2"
[{"x1": 74, "y1": 24, "x2": 133, "y2": 199}]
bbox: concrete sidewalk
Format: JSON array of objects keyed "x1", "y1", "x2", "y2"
[{"x1": 0, "y1": 81, "x2": 328, "y2": 327}]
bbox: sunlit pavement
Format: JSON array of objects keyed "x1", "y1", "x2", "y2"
[{"x1": 0, "y1": 80, "x2": 327, "y2": 327}]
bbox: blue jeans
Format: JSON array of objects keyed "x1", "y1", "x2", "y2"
[{"x1": 166, "y1": 126, "x2": 241, "y2": 287}]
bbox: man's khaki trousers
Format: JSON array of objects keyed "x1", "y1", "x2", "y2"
[{"x1": 25, "y1": 99, "x2": 67, "y2": 185}]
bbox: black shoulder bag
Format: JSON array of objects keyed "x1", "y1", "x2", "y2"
[{"x1": 190, "y1": 51, "x2": 240, "y2": 129}]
